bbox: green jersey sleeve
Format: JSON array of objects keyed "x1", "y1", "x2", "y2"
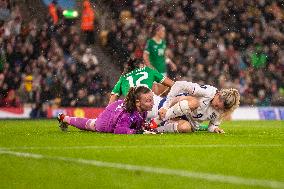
[
  {"x1": 145, "y1": 39, "x2": 151, "y2": 53},
  {"x1": 147, "y1": 67, "x2": 165, "y2": 83},
  {"x1": 111, "y1": 77, "x2": 123, "y2": 96}
]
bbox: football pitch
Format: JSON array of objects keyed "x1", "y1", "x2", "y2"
[{"x1": 0, "y1": 120, "x2": 283, "y2": 189}]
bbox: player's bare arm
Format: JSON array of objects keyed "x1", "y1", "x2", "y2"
[{"x1": 143, "y1": 51, "x2": 155, "y2": 69}]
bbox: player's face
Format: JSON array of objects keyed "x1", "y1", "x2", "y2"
[
  {"x1": 157, "y1": 26, "x2": 166, "y2": 39},
  {"x1": 136, "y1": 91, "x2": 154, "y2": 112},
  {"x1": 212, "y1": 94, "x2": 225, "y2": 110}
]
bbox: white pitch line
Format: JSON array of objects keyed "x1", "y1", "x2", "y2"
[
  {"x1": 1, "y1": 144, "x2": 283, "y2": 150},
  {"x1": 0, "y1": 149, "x2": 284, "y2": 189}
]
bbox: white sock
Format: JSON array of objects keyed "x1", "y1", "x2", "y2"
[
  {"x1": 156, "y1": 121, "x2": 179, "y2": 133},
  {"x1": 164, "y1": 100, "x2": 190, "y2": 120}
]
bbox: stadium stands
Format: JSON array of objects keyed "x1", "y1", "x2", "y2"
[
  {"x1": 0, "y1": 0, "x2": 111, "y2": 108},
  {"x1": 104, "y1": 0, "x2": 284, "y2": 106},
  {"x1": 0, "y1": 0, "x2": 283, "y2": 109}
]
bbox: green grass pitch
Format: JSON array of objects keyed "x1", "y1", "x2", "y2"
[{"x1": 0, "y1": 120, "x2": 283, "y2": 189}]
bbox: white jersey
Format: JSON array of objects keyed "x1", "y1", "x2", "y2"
[{"x1": 163, "y1": 81, "x2": 222, "y2": 130}]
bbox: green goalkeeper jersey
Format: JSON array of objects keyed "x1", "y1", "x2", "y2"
[
  {"x1": 111, "y1": 66, "x2": 166, "y2": 96},
  {"x1": 145, "y1": 39, "x2": 167, "y2": 73}
]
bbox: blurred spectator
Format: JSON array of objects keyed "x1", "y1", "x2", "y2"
[
  {"x1": 256, "y1": 89, "x2": 271, "y2": 106},
  {"x1": 0, "y1": 2, "x2": 111, "y2": 108},
  {"x1": 0, "y1": 0, "x2": 10, "y2": 21},
  {"x1": 48, "y1": 0, "x2": 58, "y2": 25},
  {"x1": 82, "y1": 48, "x2": 98, "y2": 68},
  {"x1": 250, "y1": 45, "x2": 268, "y2": 69},
  {"x1": 71, "y1": 89, "x2": 89, "y2": 107},
  {"x1": 30, "y1": 103, "x2": 47, "y2": 118},
  {"x1": 81, "y1": 0, "x2": 95, "y2": 45},
  {"x1": 23, "y1": 74, "x2": 33, "y2": 102},
  {"x1": 1, "y1": 89, "x2": 21, "y2": 107}
]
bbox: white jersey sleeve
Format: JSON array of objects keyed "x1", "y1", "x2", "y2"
[{"x1": 164, "y1": 81, "x2": 218, "y2": 108}]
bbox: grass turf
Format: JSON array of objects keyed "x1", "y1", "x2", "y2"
[{"x1": 0, "y1": 120, "x2": 283, "y2": 189}]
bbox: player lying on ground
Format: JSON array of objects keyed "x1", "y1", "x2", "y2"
[
  {"x1": 108, "y1": 58, "x2": 174, "y2": 119},
  {"x1": 57, "y1": 86, "x2": 156, "y2": 134},
  {"x1": 151, "y1": 81, "x2": 240, "y2": 134}
]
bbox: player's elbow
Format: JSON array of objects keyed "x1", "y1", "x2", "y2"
[{"x1": 163, "y1": 78, "x2": 174, "y2": 87}]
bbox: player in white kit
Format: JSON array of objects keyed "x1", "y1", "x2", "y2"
[{"x1": 152, "y1": 81, "x2": 240, "y2": 133}]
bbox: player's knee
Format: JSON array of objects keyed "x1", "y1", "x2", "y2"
[{"x1": 177, "y1": 120, "x2": 192, "y2": 133}]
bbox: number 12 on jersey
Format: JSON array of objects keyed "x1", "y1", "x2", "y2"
[{"x1": 126, "y1": 72, "x2": 148, "y2": 88}]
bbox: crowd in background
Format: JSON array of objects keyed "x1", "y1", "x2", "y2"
[
  {"x1": 106, "y1": 0, "x2": 284, "y2": 106},
  {"x1": 0, "y1": 0, "x2": 284, "y2": 110},
  {"x1": 0, "y1": 0, "x2": 111, "y2": 110}
]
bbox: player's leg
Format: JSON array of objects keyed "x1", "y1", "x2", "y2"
[
  {"x1": 177, "y1": 120, "x2": 192, "y2": 133},
  {"x1": 156, "y1": 119, "x2": 192, "y2": 133},
  {"x1": 57, "y1": 113, "x2": 96, "y2": 131}
]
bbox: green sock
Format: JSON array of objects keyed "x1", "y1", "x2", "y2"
[{"x1": 198, "y1": 124, "x2": 208, "y2": 131}]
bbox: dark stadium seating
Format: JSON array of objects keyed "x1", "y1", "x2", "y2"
[
  {"x1": 104, "y1": 0, "x2": 284, "y2": 106},
  {"x1": 0, "y1": 0, "x2": 111, "y2": 108}
]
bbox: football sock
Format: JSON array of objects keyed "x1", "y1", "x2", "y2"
[
  {"x1": 65, "y1": 116, "x2": 96, "y2": 131},
  {"x1": 156, "y1": 121, "x2": 178, "y2": 133}
]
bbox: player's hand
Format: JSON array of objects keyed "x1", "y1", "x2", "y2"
[
  {"x1": 158, "y1": 108, "x2": 167, "y2": 119},
  {"x1": 214, "y1": 127, "x2": 225, "y2": 134}
]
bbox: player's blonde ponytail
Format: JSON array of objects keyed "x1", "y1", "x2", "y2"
[{"x1": 219, "y1": 88, "x2": 240, "y2": 119}]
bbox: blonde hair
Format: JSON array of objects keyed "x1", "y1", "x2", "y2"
[{"x1": 219, "y1": 88, "x2": 240, "y2": 119}]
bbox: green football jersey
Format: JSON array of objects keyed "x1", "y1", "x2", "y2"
[
  {"x1": 145, "y1": 38, "x2": 167, "y2": 73},
  {"x1": 111, "y1": 66, "x2": 166, "y2": 96}
]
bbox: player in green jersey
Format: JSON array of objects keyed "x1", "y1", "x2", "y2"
[
  {"x1": 143, "y1": 23, "x2": 176, "y2": 96},
  {"x1": 109, "y1": 58, "x2": 174, "y2": 104}
]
